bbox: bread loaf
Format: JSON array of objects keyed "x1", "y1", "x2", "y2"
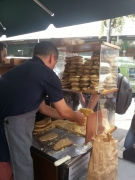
[
  {"x1": 35, "y1": 119, "x2": 52, "y2": 128},
  {"x1": 38, "y1": 133, "x2": 58, "y2": 142},
  {"x1": 53, "y1": 138, "x2": 73, "y2": 151}
]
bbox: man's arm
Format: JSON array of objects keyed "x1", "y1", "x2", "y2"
[
  {"x1": 38, "y1": 99, "x2": 85, "y2": 125},
  {"x1": 79, "y1": 92, "x2": 86, "y2": 105},
  {"x1": 38, "y1": 101, "x2": 63, "y2": 119},
  {"x1": 53, "y1": 98, "x2": 85, "y2": 125}
]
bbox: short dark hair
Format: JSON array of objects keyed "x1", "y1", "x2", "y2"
[
  {"x1": 33, "y1": 41, "x2": 58, "y2": 58},
  {"x1": 0, "y1": 42, "x2": 7, "y2": 52}
]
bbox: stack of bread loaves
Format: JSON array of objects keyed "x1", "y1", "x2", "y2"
[
  {"x1": 61, "y1": 55, "x2": 102, "y2": 93},
  {"x1": 61, "y1": 56, "x2": 84, "y2": 91},
  {"x1": 101, "y1": 55, "x2": 117, "y2": 90},
  {"x1": 61, "y1": 54, "x2": 117, "y2": 93}
]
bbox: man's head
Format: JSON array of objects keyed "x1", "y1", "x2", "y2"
[
  {"x1": 33, "y1": 41, "x2": 58, "y2": 69},
  {"x1": 0, "y1": 42, "x2": 7, "y2": 64}
]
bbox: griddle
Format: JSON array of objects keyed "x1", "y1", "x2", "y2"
[{"x1": 32, "y1": 128, "x2": 92, "y2": 167}]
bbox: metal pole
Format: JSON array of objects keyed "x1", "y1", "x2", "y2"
[{"x1": 107, "y1": 19, "x2": 111, "y2": 43}]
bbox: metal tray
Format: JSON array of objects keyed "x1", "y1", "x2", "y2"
[{"x1": 32, "y1": 128, "x2": 92, "y2": 167}]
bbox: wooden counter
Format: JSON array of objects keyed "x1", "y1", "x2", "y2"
[{"x1": 31, "y1": 149, "x2": 59, "y2": 180}]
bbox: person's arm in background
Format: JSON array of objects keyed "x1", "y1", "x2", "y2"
[
  {"x1": 38, "y1": 99, "x2": 85, "y2": 125},
  {"x1": 79, "y1": 92, "x2": 86, "y2": 106},
  {"x1": 87, "y1": 94, "x2": 99, "y2": 110}
]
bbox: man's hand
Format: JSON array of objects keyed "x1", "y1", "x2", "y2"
[{"x1": 73, "y1": 111, "x2": 85, "y2": 125}]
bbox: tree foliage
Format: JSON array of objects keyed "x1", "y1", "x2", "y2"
[
  {"x1": 121, "y1": 40, "x2": 133, "y2": 51},
  {"x1": 100, "y1": 14, "x2": 135, "y2": 36}
]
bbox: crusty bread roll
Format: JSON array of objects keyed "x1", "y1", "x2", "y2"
[
  {"x1": 80, "y1": 82, "x2": 90, "y2": 87},
  {"x1": 68, "y1": 69, "x2": 77, "y2": 73},
  {"x1": 83, "y1": 65, "x2": 91, "y2": 69},
  {"x1": 90, "y1": 70, "x2": 97, "y2": 74},
  {"x1": 63, "y1": 72, "x2": 69, "y2": 76},
  {"x1": 69, "y1": 56, "x2": 83, "y2": 59},
  {"x1": 69, "y1": 76, "x2": 80, "y2": 82},
  {"x1": 90, "y1": 75, "x2": 99, "y2": 78},
  {"x1": 71, "y1": 82, "x2": 80, "y2": 86},
  {"x1": 80, "y1": 77, "x2": 90, "y2": 82},
  {"x1": 71, "y1": 58, "x2": 83, "y2": 62},
  {"x1": 93, "y1": 62, "x2": 100, "y2": 65},
  {"x1": 76, "y1": 72, "x2": 83, "y2": 76},
  {"x1": 77, "y1": 64, "x2": 84, "y2": 68},
  {"x1": 69, "y1": 73, "x2": 76, "y2": 76},
  {"x1": 84, "y1": 69, "x2": 90, "y2": 73},
  {"x1": 71, "y1": 87, "x2": 80, "y2": 91},
  {"x1": 62, "y1": 85, "x2": 71, "y2": 89},
  {"x1": 61, "y1": 79, "x2": 69, "y2": 83},
  {"x1": 92, "y1": 65, "x2": 99, "y2": 70},
  {"x1": 33, "y1": 123, "x2": 53, "y2": 134},
  {"x1": 84, "y1": 60, "x2": 92, "y2": 65},
  {"x1": 81, "y1": 87, "x2": 88, "y2": 91},
  {"x1": 67, "y1": 66, "x2": 76, "y2": 70},
  {"x1": 77, "y1": 68, "x2": 84, "y2": 72},
  {"x1": 71, "y1": 62, "x2": 83, "y2": 65},
  {"x1": 53, "y1": 138, "x2": 73, "y2": 151}
]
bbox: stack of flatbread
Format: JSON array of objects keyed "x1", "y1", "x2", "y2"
[
  {"x1": 84, "y1": 75, "x2": 99, "y2": 93},
  {"x1": 61, "y1": 81, "x2": 71, "y2": 89},
  {"x1": 82, "y1": 55, "x2": 101, "y2": 93},
  {"x1": 103, "y1": 76, "x2": 117, "y2": 90},
  {"x1": 33, "y1": 118, "x2": 54, "y2": 134},
  {"x1": 90, "y1": 55, "x2": 100, "y2": 75},
  {"x1": 100, "y1": 62, "x2": 111, "y2": 74},
  {"x1": 60, "y1": 52, "x2": 118, "y2": 94},
  {"x1": 83, "y1": 58, "x2": 92, "y2": 75},
  {"x1": 61, "y1": 56, "x2": 84, "y2": 91},
  {"x1": 101, "y1": 55, "x2": 118, "y2": 84}
]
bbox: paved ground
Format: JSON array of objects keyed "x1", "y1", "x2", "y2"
[{"x1": 115, "y1": 98, "x2": 135, "y2": 158}]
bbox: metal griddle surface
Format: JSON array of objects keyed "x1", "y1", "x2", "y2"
[{"x1": 32, "y1": 128, "x2": 91, "y2": 162}]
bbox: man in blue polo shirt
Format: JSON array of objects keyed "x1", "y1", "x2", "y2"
[{"x1": 0, "y1": 41, "x2": 85, "y2": 180}]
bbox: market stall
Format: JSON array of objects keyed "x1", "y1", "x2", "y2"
[{"x1": 31, "y1": 40, "x2": 120, "y2": 180}]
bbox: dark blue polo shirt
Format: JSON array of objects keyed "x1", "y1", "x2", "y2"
[{"x1": 0, "y1": 56, "x2": 63, "y2": 162}]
